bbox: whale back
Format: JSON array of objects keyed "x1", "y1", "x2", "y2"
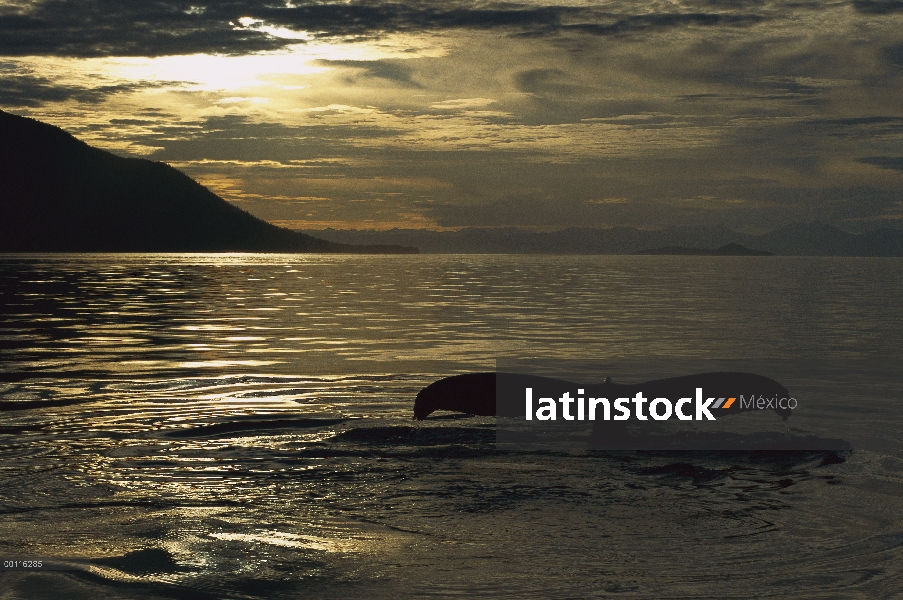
[
  {"x1": 414, "y1": 372, "x2": 496, "y2": 420},
  {"x1": 413, "y1": 372, "x2": 578, "y2": 420}
]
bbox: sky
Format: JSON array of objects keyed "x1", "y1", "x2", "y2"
[{"x1": 1, "y1": 0, "x2": 902, "y2": 233}]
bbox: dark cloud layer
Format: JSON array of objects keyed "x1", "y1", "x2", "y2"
[
  {"x1": 860, "y1": 156, "x2": 903, "y2": 172},
  {"x1": 851, "y1": 0, "x2": 903, "y2": 14},
  {"x1": 885, "y1": 43, "x2": 903, "y2": 67},
  {"x1": 147, "y1": 115, "x2": 406, "y2": 163},
  {"x1": 0, "y1": 5, "x2": 281, "y2": 57},
  {"x1": 0, "y1": 1, "x2": 774, "y2": 57},
  {"x1": 315, "y1": 60, "x2": 422, "y2": 88},
  {"x1": 427, "y1": 183, "x2": 903, "y2": 231},
  {"x1": 556, "y1": 12, "x2": 765, "y2": 37},
  {"x1": 0, "y1": 73, "x2": 174, "y2": 107}
]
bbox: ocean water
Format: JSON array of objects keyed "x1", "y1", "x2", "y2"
[{"x1": 0, "y1": 254, "x2": 901, "y2": 599}]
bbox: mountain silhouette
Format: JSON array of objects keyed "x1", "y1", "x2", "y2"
[
  {"x1": 304, "y1": 222, "x2": 903, "y2": 255},
  {"x1": 0, "y1": 110, "x2": 416, "y2": 253},
  {"x1": 632, "y1": 243, "x2": 773, "y2": 256},
  {"x1": 755, "y1": 221, "x2": 903, "y2": 256}
]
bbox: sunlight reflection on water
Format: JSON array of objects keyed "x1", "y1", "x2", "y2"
[{"x1": 1, "y1": 254, "x2": 902, "y2": 598}]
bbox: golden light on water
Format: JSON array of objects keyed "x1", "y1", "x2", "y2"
[{"x1": 2, "y1": 1, "x2": 903, "y2": 594}]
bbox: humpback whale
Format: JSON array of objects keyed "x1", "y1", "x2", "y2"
[{"x1": 413, "y1": 371, "x2": 793, "y2": 421}]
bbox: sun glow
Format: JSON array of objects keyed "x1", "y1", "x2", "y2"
[
  {"x1": 107, "y1": 52, "x2": 326, "y2": 92},
  {"x1": 235, "y1": 17, "x2": 314, "y2": 41},
  {"x1": 98, "y1": 33, "x2": 446, "y2": 93}
]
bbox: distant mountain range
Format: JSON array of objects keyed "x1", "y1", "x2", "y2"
[
  {"x1": 0, "y1": 110, "x2": 416, "y2": 253},
  {"x1": 301, "y1": 222, "x2": 903, "y2": 256},
  {"x1": 633, "y1": 243, "x2": 773, "y2": 256}
]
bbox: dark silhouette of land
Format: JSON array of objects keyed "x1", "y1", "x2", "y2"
[
  {"x1": 632, "y1": 243, "x2": 773, "y2": 256},
  {"x1": 304, "y1": 223, "x2": 903, "y2": 255},
  {"x1": 0, "y1": 110, "x2": 417, "y2": 253}
]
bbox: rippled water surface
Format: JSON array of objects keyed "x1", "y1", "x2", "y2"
[{"x1": 1, "y1": 254, "x2": 902, "y2": 599}]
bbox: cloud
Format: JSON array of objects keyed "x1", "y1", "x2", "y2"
[
  {"x1": 0, "y1": 1, "x2": 774, "y2": 58},
  {"x1": 0, "y1": 2, "x2": 543, "y2": 57},
  {"x1": 559, "y1": 12, "x2": 766, "y2": 37},
  {"x1": 3, "y1": 1, "x2": 901, "y2": 233},
  {"x1": 425, "y1": 181, "x2": 903, "y2": 231},
  {"x1": 514, "y1": 69, "x2": 586, "y2": 97},
  {"x1": 859, "y1": 156, "x2": 903, "y2": 172},
  {"x1": 851, "y1": 0, "x2": 903, "y2": 14},
  {"x1": 0, "y1": 72, "x2": 170, "y2": 107},
  {"x1": 885, "y1": 43, "x2": 903, "y2": 67},
  {"x1": 315, "y1": 60, "x2": 422, "y2": 88},
  {"x1": 806, "y1": 117, "x2": 903, "y2": 141},
  {"x1": 430, "y1": 98, "x2": 496, "y2": 110},
  {"x1": 0, "y1": 2, "x2": 282, "y2": 57},
  {"x1": 146, "y1": 115, "x2": 406, "y2": 163}
]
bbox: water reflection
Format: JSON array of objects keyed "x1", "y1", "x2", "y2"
[{"x1": 1, "y1": 254, "x2": 902, "y2": 598}]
